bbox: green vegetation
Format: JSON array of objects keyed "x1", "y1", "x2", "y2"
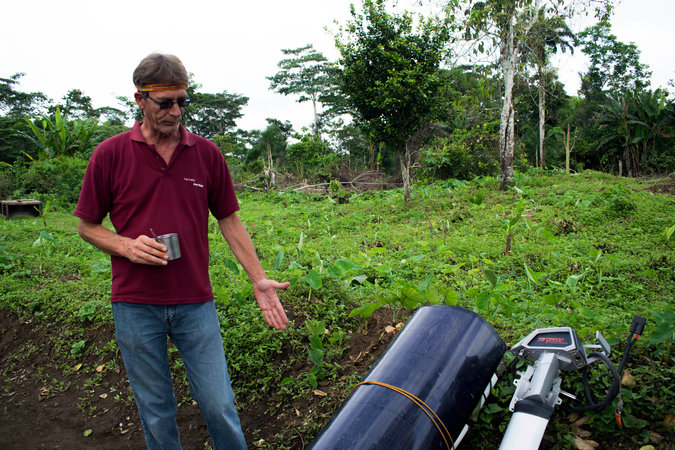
[{"x1": 1, "y1": 170, "x2": 673, "y2": 448}]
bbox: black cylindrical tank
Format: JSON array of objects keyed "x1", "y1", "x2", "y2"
[{"x1": 309, "y1": 305, "x2": 506, "y2": 449}]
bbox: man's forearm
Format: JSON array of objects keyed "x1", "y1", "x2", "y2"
[
  {"x1": 77, "y1": 218, "x2": 168, "y2": 265},
  {"x1": 218, "y1": 213, "x2": 266, "y2": 284},
  {"x1": 77, "y1": 219, "x2": 130, "y2": 257}
]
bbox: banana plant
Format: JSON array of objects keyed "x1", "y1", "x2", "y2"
[{"x1": 23, "y1": 107, "x2": 98, "y2": 159}]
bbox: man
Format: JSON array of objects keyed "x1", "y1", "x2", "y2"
[{"x1": 74, "y1": 53, "x2": 289, "y2": 449}]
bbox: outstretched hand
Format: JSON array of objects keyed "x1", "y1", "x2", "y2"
[{"x1": 253, "y1": 279, "x2": 290, "y2": 330}]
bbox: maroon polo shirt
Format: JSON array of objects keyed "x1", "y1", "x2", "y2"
[{"x1": 74, "y1": 122, "x2": 239, "y2": 304}]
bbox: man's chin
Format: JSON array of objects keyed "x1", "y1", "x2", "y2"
[{"x1": 158, "y1": 123, "x2": 180, "y2": 135}]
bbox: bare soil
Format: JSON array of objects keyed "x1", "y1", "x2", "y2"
[{"x1": 0, "y1": 307, "x2": 399, "y2": 449}]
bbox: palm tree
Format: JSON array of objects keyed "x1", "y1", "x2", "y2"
[
  {"x1": 524, "y1": 8, "x2": 576, "y2": 169},
  {"x1": 597, "y1": 89, "x2": 674, "y2": 177}
]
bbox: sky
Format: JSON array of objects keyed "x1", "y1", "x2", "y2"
[{"x1": 2, "y1": 0, "x2": 673, "y2": 132}]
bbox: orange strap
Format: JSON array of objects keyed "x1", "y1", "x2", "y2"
[
  {"x1": 136, "y1": 83, "x2": 187, "y2": 92},
  {"x1": 353, "y1": 380, "x2": 455, "y2": 450}
]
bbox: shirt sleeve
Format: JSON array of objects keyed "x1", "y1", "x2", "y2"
[{"x1": 73, "y1": 146, "x2": 112, "y2": 224}]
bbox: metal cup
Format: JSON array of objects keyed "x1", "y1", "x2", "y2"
[{"x1": 156, "y1": 233, "x2": 181, "y2": 260}]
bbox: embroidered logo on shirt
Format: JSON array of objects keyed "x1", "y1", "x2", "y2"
[{"x1": 184, "y1": 177, "x2": 204, "y2": 188}]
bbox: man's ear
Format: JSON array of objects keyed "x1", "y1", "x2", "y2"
[{"x1": 134, "y1": 91, "x2": 145, "y2": 110}]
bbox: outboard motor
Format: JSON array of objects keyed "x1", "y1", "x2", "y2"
[{"x1": 309, "y1": 305, "x2": 506, "y2": 449}]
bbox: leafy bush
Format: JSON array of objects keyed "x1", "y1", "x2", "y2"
[
  {"x1": 0, "y1": 161, "x2": 19, "y2": 199},
  {"x1": 20, "y1": 156, "x2": 87, "y2": 204},
  {"x1": 286, "y1": 134, "x2": 337, "y2": 179},
  {"x1": 418, "y1": 122, "x2": 499, "y2": 181}
]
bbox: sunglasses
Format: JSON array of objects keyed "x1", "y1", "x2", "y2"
[{"x1": 144, "y1": 94, "x2": 191, "y2": 110}]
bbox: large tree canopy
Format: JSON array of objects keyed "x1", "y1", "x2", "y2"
[
  {"x1": 182, "y1": 90, "x2": 249, "y2": 139},
  {"x1": 579, "y1": 22, "x2": 652, "y2": 100},
  {"x1": 0, "y1": 73, "x2": 49, "y2": 119},
  {"x1": 335, "y1": 0, "x2": 450, "y2": 200}
]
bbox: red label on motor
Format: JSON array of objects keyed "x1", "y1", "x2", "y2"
[{"x1": 529, "y1": 332, "x2": 571, "y2": 347}]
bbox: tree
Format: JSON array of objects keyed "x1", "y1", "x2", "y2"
[
  {"x1": 0, "y1": 73, "x2": 49, "y2": 119},
  {"x1": 457, "y1": 0, "x2": 543, "y2": 189},
  {"x1": 52, "y1": 89, "x2": 96, "y2": 120},
  {"x1": 436, "y1": 65, "x2": 502, "y2": 131},
  {"x1": 286, "y1": 133, "x2": 334, "y2": 178},
  {"x1": 523, "y1": 8, "x2": 575, "y2": 169},
  {"x1": 446, "y1": 0, "x2": 613, "y2": 187},
  {"x1": 246, "y1": 119, "x2": 294, "y2": 182},
  {"x1": 182, "y1": 90, "x2": 248, "y2": 139},
  {"x1": 575, "y1": 23, "x2": 668, "y2": 175},
  {"x1": 0, "y1": 117, "x2": 37, "y2": 163},
  {"x1": 268, "y1": 45, "x2": 338, "y2": 136},
  {"x1": 596, "y1": 89, "x2": 674, "y2": 176},
  {"x1": 335, "y1": 0, "x2": 450, "y2": 201},
  {"x1": 579, "y1": 23, "x2": 651, "y2": 100}
]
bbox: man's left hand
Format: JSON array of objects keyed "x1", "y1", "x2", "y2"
[{"x1": 253, "y1": 279, "x2": 290, "y2": 330}]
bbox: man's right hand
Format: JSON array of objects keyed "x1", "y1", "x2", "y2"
[
  {"x1": 124, "y1": 234, "x2": 169, "y2": 265},
  {"x1": 77, "y1": 219, "x2": 168, "y2": 265}
]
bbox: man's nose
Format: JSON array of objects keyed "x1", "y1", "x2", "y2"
[{"x1": 168, "y1": 102, "x2": 183, "y2": 116}]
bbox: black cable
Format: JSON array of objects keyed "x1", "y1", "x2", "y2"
[
  {"x1": 567, "y1": 320, "x2": 642, "y2": 414},
  {"x1": 566, "y1": 351, "x2": 621, "y2": 413}
]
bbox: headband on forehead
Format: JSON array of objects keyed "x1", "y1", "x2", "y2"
[{"x1": 136, "y1": 83, "x2": 188, "y2": 93}]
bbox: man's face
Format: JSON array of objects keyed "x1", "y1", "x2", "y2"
[{"x1": 135, "y1": 89, "x2": 188, "y2": 137}]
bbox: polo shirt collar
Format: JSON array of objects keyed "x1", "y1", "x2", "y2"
[{"x1": 130, "y1": 121, "x2": 196, "y2": 148}]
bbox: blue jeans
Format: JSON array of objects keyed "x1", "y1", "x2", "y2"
[{"x1": 112, "y1": 301, "x2": 247, "y2": 450}]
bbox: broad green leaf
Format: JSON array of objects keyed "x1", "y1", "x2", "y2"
[
  {"x1": 547, "y1": 279, "x2": 564, "y2": 289},
  {"x1": 348, "y1": 303, "x2": 381, "y2": 319},
  {"x1": 476, "y1": 291, "x2": 492, "y2": 310},
  {"x1": 542, "y1": 294, "x2": 559, "y2": 306},
  {"x1": 666, "y1": 224, "x2": 675, "y2": 241},
  {"x1": 417, "y1": 274, "x2": 434, "y2": 291},
  {"x1": 400, "y1": 287, "x2": 425, "y2": 304},
  {"x1": 375, "y1": 264, "x2": 392, "y2": 275},
  {"x1": 539, "y1": 228, "x2": 556, "y2": 243},
  {"x1": 306, "y1": 320, "x2": 326, "y2": 337},
  {"x1": 441, "y1": 289, "x2": 458, "y2": 306},
  {"x1": 349, "y1": 275, "x2": 368, "y2": 285},
  {"x1": 424, "y1": 289, "x2": 440, "y2": 304},
  {"x1": 327, "y1": 263, "x2": 345, "y2": 278},
  {"x1": 272, "y1": 250, "x2": 285, "y2": 270},
  {"x1": 306, "y1": 372, "x2": 318, "y2": 389},
  {"x1": 223, "y1": 258, "x2": 240, "y2": 275},
  {"x1": 335, "y1": 259, "x2": 362, "y2": 273},
  {"x1": 646, "y1": 317, "x2": 675, "y2": 345},
  {"x1": 288, "y1": 261, "x2": 305, "y2": 271},
  {"x1": 309, "y1": 335, "x2": 323, "y2": 350},
  {"x1": 311, "y1": 251, "x2": 323, "y2": 270},
  {"x1": 484, "y1": 269, "x2": 497, "y2": 288},
  {"x1": 621, "y1": 414, "x2": 648, "y2": 428},
  {"x1": 305, "y1": 269, "x2": 322, "y2": 290},
  {"x1": 441, "y1": 263, "x2": 464, "y2": 274}
]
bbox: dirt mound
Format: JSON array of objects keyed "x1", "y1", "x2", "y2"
[{"x1": 0, "y1": 308, "x2": 399, "y2": 449}]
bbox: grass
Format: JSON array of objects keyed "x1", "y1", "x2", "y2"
[{"x1": 1, "y1": 169, "x2": 673, "y2": 448}]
